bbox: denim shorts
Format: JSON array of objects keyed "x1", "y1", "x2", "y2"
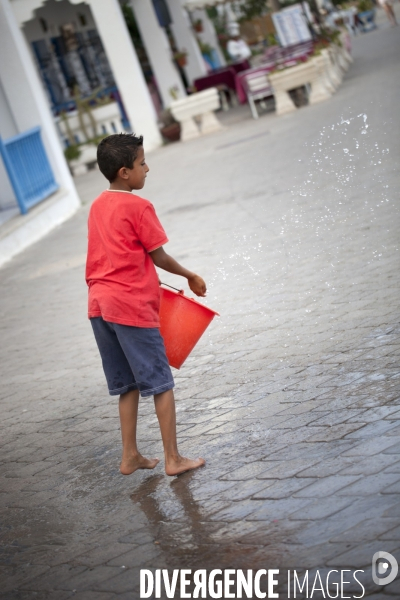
[{"x1": 90, "y1": 317, "x2": 174, "y2": 397}]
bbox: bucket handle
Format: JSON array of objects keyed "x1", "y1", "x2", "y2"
[{"x1": 160, "y1": 281, "x2": 184, "y2": 294}]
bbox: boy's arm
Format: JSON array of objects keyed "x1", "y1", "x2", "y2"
[{"x1": 150, "y1": 247, "x2": 206, "y2": 297}]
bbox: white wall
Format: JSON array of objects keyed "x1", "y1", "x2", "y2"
[
  {"x1": 129, "y1": 0, "x2": 186, "y2": 107},
  {"x1": 22, "y1": 0, "x2": 95, "y2": 39},
  {"x1": 191, "y1": 8, "x2": 226, "y2": 67},
  {"x1": 0, "y1": 0, "x2": 81, "y2": 266},
  {"x1": 1, "y1": 0, "x2": 81, "y2": 199},
  {"x1": 165, "y1": 0, "x2": 207, "y2": 84},
  {"x1": 0, "y1": 77, "x2": 19, "y2": 210}
]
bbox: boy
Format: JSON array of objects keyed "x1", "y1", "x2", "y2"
[{"x1": 86, "y1": 133, "x2": 206, "y2": 476}]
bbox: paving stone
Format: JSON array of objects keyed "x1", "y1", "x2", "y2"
[
  {"x1": 64, "y1": 592, "x2": 117, "y2": 600},
  {"x1": 247, "y1": 496, "x2": 313, "y2": 521},
  {"x1": 209, "y1": 499, "x2": 262, "y2": 522},
  {"x1": 92, "y1": 568, "x2": 142, "y2": 593},
  {"x1": 384, "y1": 577, "x2": 400, "y2": 597},
  {"x1": 308, "y1": 408, "x2": 368, "y2": 426},
  {"x1": 218, "y1": 479, "x2": 273, "y2": 501},
  {"x1": 289, "y1": 497, "x2": 355, "y2": 521},
  {"x1": 381, "y1": 479, "x2": 400, "y2": 494},
  {"x1": 4, "y1": 591, "x2": 73, "y2": 600},
  {"x1": 270, "y1": 411, "x2": 328, "y2": 429},
  {"x1": 57, "y1": 565, "x2": 123, "y2": 591},
  {"x1": 74, "y1": 544, "x2": 131, "y2": 568},
  {"x1": 383, "y1": 441, "x2": 400, "y2": 454},
  {"x1": 362, "y1": 596, "x2": 394, "y2": 600},
  {"x1": 296, "y1": 456, "x2": 359, "y2": 478},
  {"x1": 382, "y1": 502, "x2": 400, "y2": 518},
  {"x1": 383, "y1": 460, "x2": 400, "y2": 474},
  {"x1": 294, "y1": 496, "x2": 400, "y2": 548},
  {"x1": 340, "y1": 453, "x2": 400, "y2": 476},
  {"x1": 325, "y1": 540, "x2": 399, "y2": 568},
  {"x1": 0, "y1": 565, "x2": 51, "y2": 594},
  {"x1": 17, "y1": 565, "x2": 87, "y2": 592},
  {"x1": 336, "y1": 473, "x2": 400, "y2": 496},
  {"x1": 293, "y1": 475, "x2": 361, "y2": 498},
  {"x1": 271, "y1": 542, "x2": 347, "y2": 570},
  {"x1": 257, "y1": 458, "x2": 321, "y2": 480},
  {"x1": 219, "y1": 461, "x2": 275, "y2": 481},
  {"x1": 341, "y1": 436, "x2": 400, "y2": 457},
  {"x1": 329, "y1": 518, "x2": 400, "y2": 543},
  {"x1": 380, "y1": 524, "x2": 400, "y2": 540},
  {"x1": 344, "y1": 420, "x2": 400, "y2": 439},
  {"x1": 385, "y1": 424, "x2": 400, "y2": 437},
  {"x1": 252, "y1": 477, "x2": 317, "y2": 500},
  {"x1": 306, "y1": 423, "x2": 367, "y2": 442}
]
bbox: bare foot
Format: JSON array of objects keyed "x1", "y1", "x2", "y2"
[
  {"x1": 165, "y1": 455, "x2": 205, "y2": 476},
  {"x1": 120, "y1": 453, "x2": 160, "y2": 476}
]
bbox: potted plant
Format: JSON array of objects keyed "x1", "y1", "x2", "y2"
[
  {"x1": 158, "y1": 109, "x2": 181, "y2": 143},
  {"x1": 173, "y1": 50, "x2": 188, "y2": 68},
  {"x1": 193, "y1": 18, "x2": 203, "y2": 33},
  {"x1": 199, "y1": 41, "x2": 214, "y2": 61}
]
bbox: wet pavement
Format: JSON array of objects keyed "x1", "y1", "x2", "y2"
[{"x1": 1, "y1": 12, "x2": 400, "y2": 600}]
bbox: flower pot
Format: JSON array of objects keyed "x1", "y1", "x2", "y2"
[
  {"x1": 160, "y1": 123, "x2": 181, "y2": 142},
  {"x1": 176, "y1": 56, "x2": 187, "y2": 68},
  {"x1": 194, "y1": 22, "x2": 203, "y2": 33}
]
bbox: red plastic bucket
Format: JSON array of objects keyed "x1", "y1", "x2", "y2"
[{"x1": 159, "y1": 287, "x2": 219, "y2": 369}]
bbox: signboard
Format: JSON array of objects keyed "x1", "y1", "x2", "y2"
[{"x1": 272, "y1": 4, "x2": 312, "y2": 47}]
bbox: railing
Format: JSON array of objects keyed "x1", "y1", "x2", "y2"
[
  {"x1": 0, "y1": 126, "x2": 59, "y2": 215},
  {"x1": 52, "y1": 86, "x2": 130, "y2": 131}
]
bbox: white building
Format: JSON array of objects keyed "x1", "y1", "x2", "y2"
[{"x1": 0, "y1": 0, "x2": 222, "y2": 266}]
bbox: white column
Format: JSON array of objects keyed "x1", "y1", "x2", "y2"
[
  {"x1": 84, "y1": 0, "x2": 162, "y2": 150},
  {"x1": 128, "y1": 0, "x2": 186, "y2": 107},
  {"x1": 0, "y1": 0, "x2": 80, "y2": 209},
  {"x1": 165, "y1": 0, "x2": 207, "y2": 84},
  {"x1": 192, "y1": 8, "x2": 226, "y2": 68}
]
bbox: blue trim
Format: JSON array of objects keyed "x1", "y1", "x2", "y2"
[{"x1": 0, "y1": 127, "x2": 59, "y2": 215}]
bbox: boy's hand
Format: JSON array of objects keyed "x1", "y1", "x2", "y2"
[
  {"x1": 188, "y1": 274, "x2": 207, "y2": 297},
  {"x1": 149, "y1": 248, "x2": 206, "y2": 296}
]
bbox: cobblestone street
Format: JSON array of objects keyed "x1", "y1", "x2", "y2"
[{"x1": 1, "y1": 13, "x2": 400, "y2": 600}]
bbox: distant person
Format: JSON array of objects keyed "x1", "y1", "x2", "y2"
[
  {"x1": 86, "y1": 133, "x2": 206, "y2": 476},
  {"x1": 227, "y1": 26, "x2": 252, "y2": 62},
  {"x1": 377, "y1": 0, "x2": 398, "y2": 25}
]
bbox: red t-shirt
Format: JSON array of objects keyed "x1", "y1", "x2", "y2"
[{"x1": 85, "y1": 190, "x2": 168, "y2": 327}]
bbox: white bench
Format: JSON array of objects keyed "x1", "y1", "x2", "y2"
[
  {"x1": 169, "y1": 88, "x2": 223, "y2": 142},
  {"x1": 268, "y1": 59, "x2": 332, "y2": 116}
]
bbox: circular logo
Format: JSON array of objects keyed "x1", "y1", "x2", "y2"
[{"x1": 372, "y1": 551, "x2": 398, "y2": 586}]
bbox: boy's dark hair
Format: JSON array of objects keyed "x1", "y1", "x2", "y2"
[{"x1": 97, "y1": 133, "x2": 144, "y2": 182}]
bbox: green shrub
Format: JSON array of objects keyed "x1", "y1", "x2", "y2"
[
  {"x1": 64, "y1": 145, "x2": 81, "y2": 161},
  {"x1": 357, "y1": 0, "x2": 374, "y2": 11}
]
